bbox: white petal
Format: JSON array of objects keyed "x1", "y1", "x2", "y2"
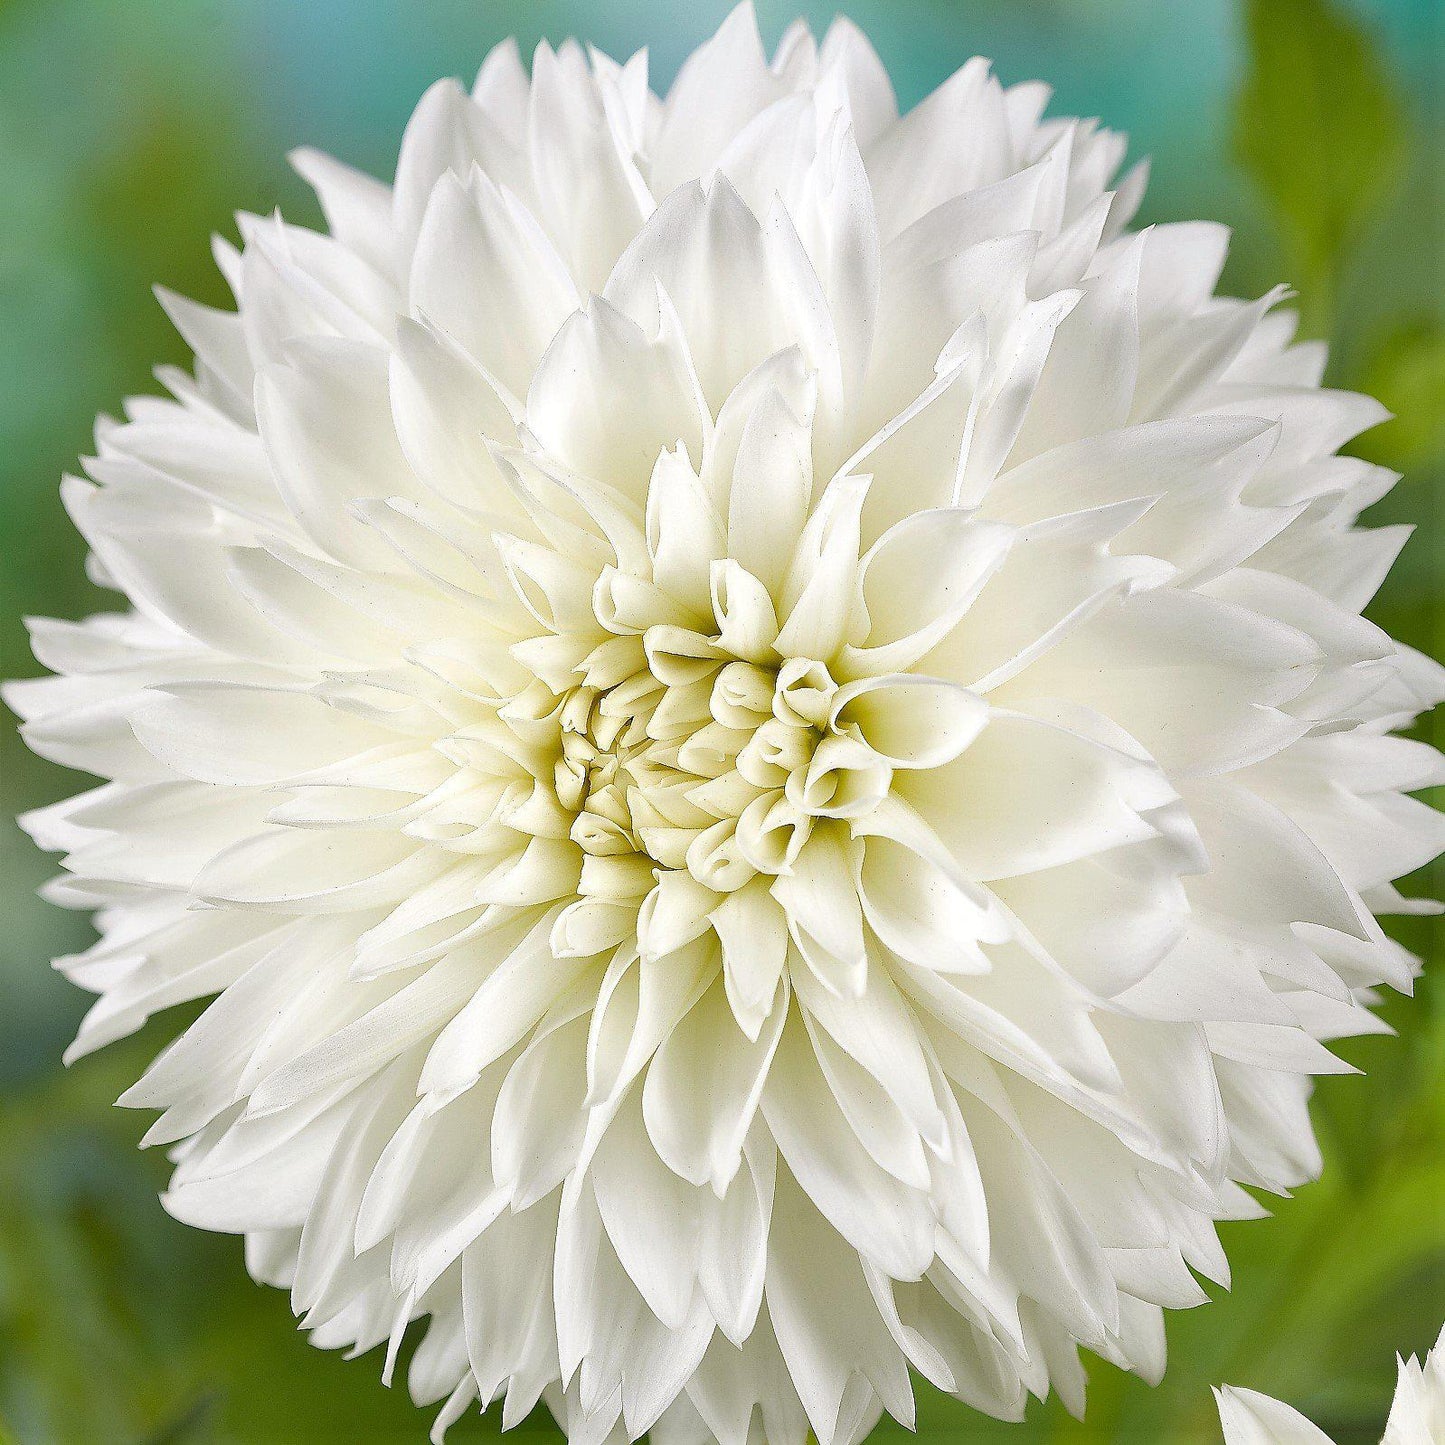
[
  {"x1": 410, "y1": 167, "x2": 578, "y2": 400},
  {"x1": 643, "y1": 974, "x2": 785, "y2": 1191},
  {"x1": 650, "y1": 3, "x2": 785, "y2": 199},
  {"x1": 527, "y1": 298, "x2": 707, "y2": 502},
  {"x1": 1214, "y1": 1386, "x2": 1335, "y2": 1445},
  {"x1": 842, "y1": 511, "x2": 1012, "y2": 676}
]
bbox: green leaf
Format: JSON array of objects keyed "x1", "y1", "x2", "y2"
[{"x1": 1233, "y1": 0, "x2": 1406, "y2": 333}]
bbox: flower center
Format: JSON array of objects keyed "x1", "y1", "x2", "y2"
[
  {"x1": 555, "y1": 679, "x2": 682, "y2": 858},
  {"x1": 530, "y1": 648, "x2": 869, "y2": 894}
]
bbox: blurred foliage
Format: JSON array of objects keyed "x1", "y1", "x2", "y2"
[
  {"x1": 1, "y1": 0, "x2": 1442, "y2": 1440},
  {"x1": 1234, "y1": 0, "x2": 1405, "y2": 336},
  {"x1": 1357, "y1": 322, "x2": 1445, "y2": 473}
]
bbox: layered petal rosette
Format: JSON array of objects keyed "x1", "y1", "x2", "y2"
[{"x1": 9, "y1": 8, "x2": 1445, "y2": 1443}]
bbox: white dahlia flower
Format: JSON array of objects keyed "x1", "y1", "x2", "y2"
[
  {"x1": 1216, "y1": 1323, "x2": 1445, "y2": 1444},
  {"x1": 8, "y1": 7, "x2": 1445, "y2": 1442}
]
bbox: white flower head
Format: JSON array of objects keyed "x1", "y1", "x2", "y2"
[
  {"x1": 1385, "y1": 1328, "x2": 1445, "y2": 1445},
  {"x1": 9, "y1": 7, "x2": 1445, "y2": 1442},
  {"x1": 1216, "y1": 1323, "x2": 1445, "y2": 1444}
]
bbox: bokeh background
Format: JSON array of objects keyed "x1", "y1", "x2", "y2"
[{"x1": 1, "y1": 0, "x2": 1441, "y2": 1440}]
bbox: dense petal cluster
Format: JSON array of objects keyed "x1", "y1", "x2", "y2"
[
  {"x1": 1216, "y1": 1324, "x2": 1445, "y2": 1444},
  {"x1": 9, "y1": 8, "x2": 1444, "y2": 1443}
]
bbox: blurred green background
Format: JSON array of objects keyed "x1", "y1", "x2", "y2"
[{"x1": 1, "y1": 0, "x2": 1441, "y2": 1440}]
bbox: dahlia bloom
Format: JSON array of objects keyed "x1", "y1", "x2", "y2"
[
  {"x1": 1216, "y1": 1324, "x2": 1445, "y2": 1444},
  {"x1": 8, "y1": 6, "x2": 1444, "y2": 1442}
]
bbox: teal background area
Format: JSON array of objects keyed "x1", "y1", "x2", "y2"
[{"x1": 1, "y1": 0, "x2": 1441, "y2": 1440}]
